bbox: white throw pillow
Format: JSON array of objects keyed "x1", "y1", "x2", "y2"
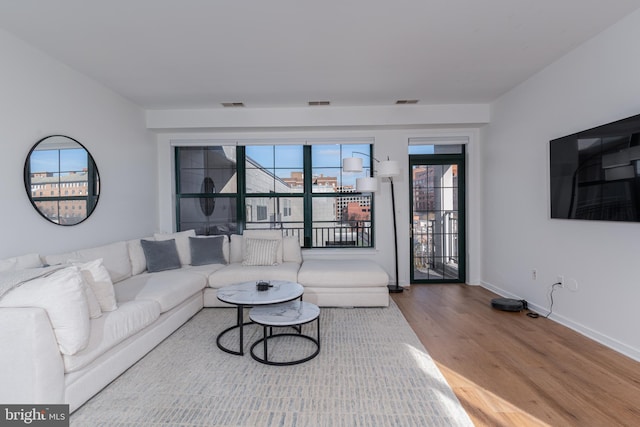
[
  {"x1": 73, "y1": 259, "x2": 118, "y2": 312},
  {"x1": 127, "y1": 238, "x2": 151, "y2": 275},
  {"x1": 154, "y1": 230, "x2": 196, "y2": 266},
  {"x1": 82, "y1": 281, "x2": 102, "y2": 319},
  {"x1": 0, "y1": 266, "x2": 91, "y2": 355},
  {"x1": 242, "y1": 230, "x2": 283, "y2": 263},
  {"x1": 242, "y1": 238, "x2": 280, "y2": 266}
]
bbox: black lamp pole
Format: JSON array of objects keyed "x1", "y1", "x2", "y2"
[
  {"x1": 387, "y1": 176, "x2": 403, "y2": 293},
  {"x1": 346, "y1": 151, "x2": 402, "y2": 292}
]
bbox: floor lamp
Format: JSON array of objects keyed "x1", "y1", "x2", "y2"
[{"x1": 343, "y1": 153, "x2": 403, "y2": 293}]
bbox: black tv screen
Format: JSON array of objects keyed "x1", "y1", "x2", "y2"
[{"x1": 550, "y1": 114, "x2": 640, "y2": 222}]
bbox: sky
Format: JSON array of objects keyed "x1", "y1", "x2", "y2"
[{"x1": 30, "y1": 148, "x2": 88, "y2": 174}]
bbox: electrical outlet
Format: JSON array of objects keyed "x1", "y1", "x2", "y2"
[
  {"x1": 557, "y1": 275, "x2": 564, "y2": 287},
  {"x1": 532, "y1": 269, "x2": 537, "y2": 280}
]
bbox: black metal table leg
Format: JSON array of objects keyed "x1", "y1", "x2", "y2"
[{"x1": 216, "y1": 304, "x2": 253, "y2": 356}]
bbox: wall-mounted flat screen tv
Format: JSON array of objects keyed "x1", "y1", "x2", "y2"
[{"x1": 550, "y1": 114, "x2": 640, "y2": 222}]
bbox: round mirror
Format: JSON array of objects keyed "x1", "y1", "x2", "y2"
[{"x1": 24, "y1": 135, "x2": 100, "y2": 225}]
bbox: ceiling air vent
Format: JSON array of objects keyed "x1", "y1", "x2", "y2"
[
  {"x1": 221, "y1": 102, "x2": 245, "y2": 107},
  {"x1": 395, "y1": 99, "x2": 419, "y2": 104},
  {"x1": 308, "y1": 101, "x2": 330, "y2": 106}
]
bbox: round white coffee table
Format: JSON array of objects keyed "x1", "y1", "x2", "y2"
[
  {"x1": 216, "y1": 280, "x2": 304, "y2": 356},
  {"x1": 249, "y1": 300, "x2": 320, "y2": 366}
]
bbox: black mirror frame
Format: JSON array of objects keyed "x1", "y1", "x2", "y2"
[{"x1": 23, "y1": 135, "x2": 100, "y2": 226}]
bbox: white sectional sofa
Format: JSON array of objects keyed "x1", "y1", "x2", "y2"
[{"x1": 0, "y1": 229, "x2": 389, "y2": 412}]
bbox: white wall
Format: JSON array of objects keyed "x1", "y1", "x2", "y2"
[
  {"x1": 0, "y1": 29, "x2": 157, "y2": 258},
  {"x1": 482, "y1": 10, "x2": 640, "y2": 360},
  {"x1": 150, "y1": 106, "x2": 487, "y2": 288}
]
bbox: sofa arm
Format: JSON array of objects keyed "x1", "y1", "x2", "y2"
[{"x1": 0, "y1": 307, "x2": 65, "y2": 404}]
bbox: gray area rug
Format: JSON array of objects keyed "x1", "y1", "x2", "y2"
[{"x1": 71, "y1": 301, "x2": 472, "y2": 426}]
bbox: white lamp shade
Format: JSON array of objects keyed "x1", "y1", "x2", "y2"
[
  {"x1": 356, "y1": 177, "x2": 378, "y2": 192},
  {"x1": 377, "y1": 160, "x2": 400, "y2": 177},
  {"x1": 342, "y1": 157, "x2": 363, "y2": 172}
]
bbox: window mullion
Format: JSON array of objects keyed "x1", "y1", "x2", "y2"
[
  {"x1": 237, "y1": 146, "x2": 246, "y2": 234},
  {"x1": 174, "y1": 147, "x2": 181, "y2": 230}
]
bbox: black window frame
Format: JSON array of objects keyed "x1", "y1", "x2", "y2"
[{"x1": 175, "y1": 144, "x2": 375, "y2": 248}]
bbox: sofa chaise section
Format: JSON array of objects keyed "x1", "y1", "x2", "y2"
[{"x1": 297, "y1": 259, "x2": 389, "y2": 307}]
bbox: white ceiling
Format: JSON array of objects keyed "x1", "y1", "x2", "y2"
[{"x1": 1, "y1": 0, "x2": 640, "y2": 109}]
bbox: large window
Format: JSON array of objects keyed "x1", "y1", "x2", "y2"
[
  {"x1": 175, "y1": 143, "x2": 374, "y2": 248},
  {"x1": 244, "y1": 145, "x2": 305, "y2": 242},
  {"x1": 175, "y1": 146, "x2": 238, "y2": 236}
]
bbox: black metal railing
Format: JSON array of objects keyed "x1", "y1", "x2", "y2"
[
  {"x1": 245, "y1": 221, "x2": 372, "y2": 248},
  {"x1": 185, "y1": 220, "x2": 373, "y2": 248}
]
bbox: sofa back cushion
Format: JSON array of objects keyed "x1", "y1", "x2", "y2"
[
  {"x1": 229, "y1": 234, "x2": 243, "y2": 263},
  {"x1": 282, "y1": 236, "x2": 302, "y2": 263},
  {"x1": 43, "y1": 241, "x2": 132, "y2": 284},
  {"x1": 76, "y1": 242, "x2": 132, "y2": 283},
  {"x1": 0, "y1": 254, "x2": 42, "y2": 272},
  {"x1": 153, "y1": 230, "x2": 196, "y2": 266}
]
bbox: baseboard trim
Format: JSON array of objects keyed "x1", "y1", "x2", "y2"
[{"x1": 481, "y1": 281, "x2": 640, "y2": 363}]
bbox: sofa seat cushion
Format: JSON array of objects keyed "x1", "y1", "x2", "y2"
[
  {"x1": 297, "y1": 259, "x2": 389, "y2": 288},
  {"x1": 63, "y1": 300, "x2": 160, "y2": 373},
  {"x1": 208, "y1": 262, "x2": 300, "y2": 288},
  {"x1": 113, "y1": 270, "x2": 206, "y2": 313}
]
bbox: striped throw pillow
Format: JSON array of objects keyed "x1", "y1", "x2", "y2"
[{"x1": 242, "y1": 238, "x2": 280, "y2": 266}]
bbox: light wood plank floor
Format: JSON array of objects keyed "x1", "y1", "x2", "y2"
[{"x1": 392, "y1": 284, "x2": 640, "y2": 427}]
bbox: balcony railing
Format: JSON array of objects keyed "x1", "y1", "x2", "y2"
[
  {"x1": 182, "y1": 220, "x2": 373, "y2": 248},
  {"x1": 245, "y1": 221, "x2": 372, "y2": 248}
]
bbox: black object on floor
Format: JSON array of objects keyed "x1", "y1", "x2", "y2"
[{"x1": 491, "y1": 298, "x2": 526, "y2": 312}]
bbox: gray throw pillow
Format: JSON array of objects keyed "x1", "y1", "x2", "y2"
[
  {"x1": 140, "y1": 239, "x2": 181, "y2": 273},
  {"x1": 189, "y1": 236, "x2": 226, "y2": 266}
]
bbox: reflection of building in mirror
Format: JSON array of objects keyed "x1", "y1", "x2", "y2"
[
  {"x1": 29, "y1": 170, "x2": 90, "y2": 225},
  {"x1": 24, "y1": 135, "x2": 100, "y2": 226}
]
